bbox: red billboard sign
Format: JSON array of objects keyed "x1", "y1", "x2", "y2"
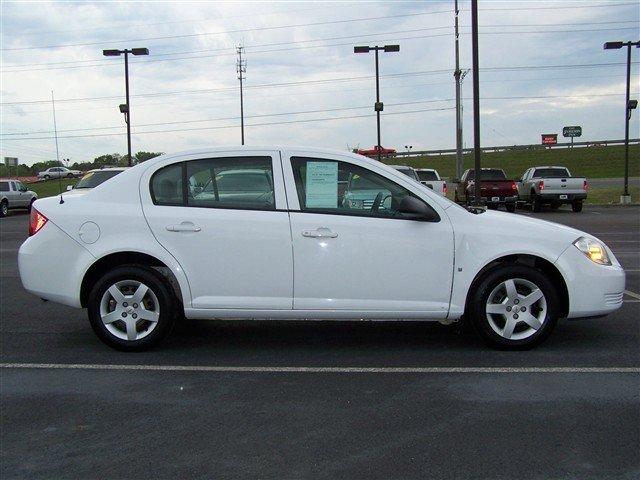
[{"x1": 541, "y1": 134, "x2": 558, "y2": 145}]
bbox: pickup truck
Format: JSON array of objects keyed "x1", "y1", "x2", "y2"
[
  {"x1": 456, "y1": 168, "x2": 517, "y2": 212},
  {"x1": 389, "y1": 165, "x2": 420, "y2": 182},
  {"x1": 517, "y1": 166, "x2": 587, "y2": 212},
  {"x1": 0, "y1": 179, "x2": 37, "y2": 217},
  {"x1": 415, "y1": 168, "x2": 447, "y2": 196}
]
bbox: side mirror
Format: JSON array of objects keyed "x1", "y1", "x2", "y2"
[
  {"x1": 397, "y1": 196, "x2": 440, "y2": 222},
  {"x1": 66, "y1": 185, "x2": 73, "y2": 191}
]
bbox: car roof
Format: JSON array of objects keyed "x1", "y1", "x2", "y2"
[
  {"x1": 388, "y1": 165, "x2": 414, "y2": 169},
  {"x1": 415, "y1": 168, "x2": 436, "y2": 172},
  {"x1": 86, "y1": 167, "x2": 127, "y2": 172}
]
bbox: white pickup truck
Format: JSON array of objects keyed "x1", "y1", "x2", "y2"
[
  {"x1": 517, "y1": 166, "x2": 587, "y2": 213},
  {"x1": 415, "y1": 168, "x2": 447, "y2": 196}
]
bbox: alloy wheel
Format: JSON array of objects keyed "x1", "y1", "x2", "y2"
[
  {"x1": 485, "y1": 278, "x2": 547, "y2": 341},
  {"x1": 99, "y1": 280, "x2": 160, "y2": 341}
]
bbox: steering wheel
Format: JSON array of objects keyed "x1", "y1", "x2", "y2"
[{"x1": 371, "y1": 192, "x2": 385, "y2": 213}]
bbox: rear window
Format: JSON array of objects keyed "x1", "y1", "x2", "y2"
[
  {"x1": 467, "y1": 169, "x2": 506, "y2": 181},
  {"x1": 533, "y1": 168, "x2": 570, "y2": 178},
  {"x1": 75, "y1": 170, "x2": 122, "y2": 189},
  {"x1": 394, "y1": 168, "x2": 419, "y2": 181},
  {"x1": 416, "y1": 170, "x2": 438, "y2": 181},
  {"x1": 0, "y1": 182, "x2": 8, "y2": 192}
]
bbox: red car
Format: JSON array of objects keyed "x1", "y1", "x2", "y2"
[
  {"x1": 455, "y1": 168, "x2": 517, "y2": 212},
  {"x1": 356, "y1": 146, "x2": 396, "y2": 158}
]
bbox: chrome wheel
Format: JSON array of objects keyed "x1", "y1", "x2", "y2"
[
  {"x1": 1, "y1": 202, "x2": 7, "y2": 216},
  {"x1": 485, "y1": 278, "x2": 547, "y2": 341},
  {"x1": 99, "y1": 280, "x2": 160, "y2": 341}
]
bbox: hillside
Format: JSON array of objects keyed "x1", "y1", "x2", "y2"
[{"x1": 383, "y1": 144, "x2": 640, "y2": 180}]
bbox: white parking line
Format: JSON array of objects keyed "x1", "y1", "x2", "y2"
[
  {"x1": 0, "y1": 363, "x2": 638, "y2": 374},
  {"x1": 624, "y1": 290, "x2": 640, "y2": 300}
]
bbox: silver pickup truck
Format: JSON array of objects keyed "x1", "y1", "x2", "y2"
[
  {"x1": 0, "y1": 179, "x2": 37, "y2": 217},
  {"x1": 517, "y1": 166, "x2": 587, "y2": 212}
]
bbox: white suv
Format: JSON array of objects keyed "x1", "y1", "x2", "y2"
[{"x1": 19, "y1": 146, "x2": 625, "y2": 350}]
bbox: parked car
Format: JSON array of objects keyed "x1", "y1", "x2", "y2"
[
  {"x1": 389, "y1": 165, "x2": 420, "y2": 182},
  {"x1": 0, "y1": 179, "x2": 37, "y2": 217},
  {"x1": 455, "y1": 168, "x2": 517, "y2": 212},
  {"x1": 356, "y1": 146, "x2": 396, "y2": 158},
  {"x1": 37, "y1": 166, "x2": 83, "y2": 180},
  {"x1": 65, "y1": 167, "x2": 127, "y2": 196},
  {"x1": 517, "y1": 166, "x2": 587, "y2": 213},
  {"x1": 415, "y1": 168, "x2": 447, "y2": 197},
  {"x1": 19, "y1": 146, "x2": 624, "y2": 351}
]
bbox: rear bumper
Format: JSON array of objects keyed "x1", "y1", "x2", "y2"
[
  {"x1": 469, "y1": 195, "x2": 517, "y2": 205},
  {"x1": 555, "y1": 244, "x2": 625, "y2": 318},
  {"x1": 18, "y1": 221, "x2": 94, "y2": 308},
  {"x1": 538, "y1": 192, "x2": 587, "y2": 203}
]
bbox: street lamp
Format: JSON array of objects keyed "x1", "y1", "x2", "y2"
[
  {"x1": 103, "y1": 47, "x2": 149, "y2": 166},
  {"x1": 404, "y1": 145, "x2": 413, "y2": 156},
  {"x1": 354, "y1": 44, "x2": 400, "y2": 161},
  {"x1": 604, "y1": 40, "x2": 639, "y2": 204}
]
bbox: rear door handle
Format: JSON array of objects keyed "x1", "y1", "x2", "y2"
[
  {"x1": 166, "y1": 222, "x2": 201, "y2": 233},
  {"x1": 302, "y1": 227, "x2": 338, "y2": 238}
]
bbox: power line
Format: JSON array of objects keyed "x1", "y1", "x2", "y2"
[
  {"x1": 3, "y1": 92, "x2": 636, "y2": 138},
  {"x1": 0, "y1": 107, "x2": 457, "y2": 140},
  {"x1": 2, "y1": 62, "x2": 634, "y2": 106}
]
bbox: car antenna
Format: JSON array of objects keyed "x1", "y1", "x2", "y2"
[{"x1": 51, "y1": 90, "x2": 64, "y2": 204}]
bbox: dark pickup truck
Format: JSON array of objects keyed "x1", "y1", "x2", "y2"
[{"x1": 455, "y1": 168, "x2": 517, "y2": 212}]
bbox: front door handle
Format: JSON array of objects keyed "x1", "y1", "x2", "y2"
[
  {"x1": 302, "y1": 227, "x2": 338, "y2": 238},
  {"x1": 166, "y1": 221, "x2": 201, "y2": 233}
]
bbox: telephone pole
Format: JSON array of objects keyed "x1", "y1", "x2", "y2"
[
  {"x1": 453, "y1": 0, "x2": 468, "y2": 180},
  {"x1": 471, "y1": 0, "x2": 482, "y2": 206},
  {"x1": 237, "y1": 46, "x2": 246, "y2": 145}
]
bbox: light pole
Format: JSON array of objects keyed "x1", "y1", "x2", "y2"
[
  {"x1": 354, "y1": 44, "x2": 400, "y2": 162},
  {"x1": 604, "y1": 40, "x2": 639, "y2": 204},
  {"x1": 103, "y1": 47, "x2": 149, "y2": 166},
  {"x1": 404, "y1": 145, "x2": 413, "y2": 156},
  {"x1": 471, "y1": 0, "x2": 482, "y2": 206}
]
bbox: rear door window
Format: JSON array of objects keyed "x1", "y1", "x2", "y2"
[{"x1": 0, "y1": 182, "x2": 9, "y2": 192}]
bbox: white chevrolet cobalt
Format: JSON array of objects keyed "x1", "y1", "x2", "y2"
[{"x1": 19, "y1": 147, "x2": 625, "y2": 350}]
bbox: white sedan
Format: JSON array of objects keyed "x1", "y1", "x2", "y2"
[
  {"x1": 18, "y1": 146, "x2": 625, "y2": 351},
  {"x1": 37, "y1": 166, "x2": 83, "y2": 180}
]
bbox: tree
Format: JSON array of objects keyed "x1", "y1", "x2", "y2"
[
  {"x1": 93, "y1": 154, "x2": 121, "y2": 168},
  {"x1": 135, "y1": 151, "x2": 163, "y2": 163}
]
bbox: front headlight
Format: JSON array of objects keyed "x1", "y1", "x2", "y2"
[{"x1": 573, "y1": 237, "x2": 611, "y2": 266}]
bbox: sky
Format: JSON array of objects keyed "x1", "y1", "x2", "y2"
[{"x1": 1, "y1": 0, "x2": 639, "y2": 166}]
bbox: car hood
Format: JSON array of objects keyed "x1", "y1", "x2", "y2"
[{"x1": 479, "y1": 210, "x2": 587, "y2": 242}]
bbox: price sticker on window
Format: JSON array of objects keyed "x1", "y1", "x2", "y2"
[{"x1": 306, "y1": 161, "x2": 338, "y2": 208}]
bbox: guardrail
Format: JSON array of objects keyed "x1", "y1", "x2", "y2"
[{"x1": 391, "y1": 138, "x2": 640, "y2": 157}]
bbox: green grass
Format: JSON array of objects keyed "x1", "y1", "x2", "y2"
[
  {"x1": 29, "y1": 178, "x2": 77, "y2": 198},
  {"x1": 584, "y1": 186, "x2": 640, "y2": 204},
  {"x1": 384, "y1": 144, "x2": 640, "y2": 180}
]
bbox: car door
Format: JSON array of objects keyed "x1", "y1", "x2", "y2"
[
  {"x1": 282, "y1": 151, "x2": 454, "y2": 317},
  {"x1": 141, "y1": 151, "x2": 293, "y2": 311},
  {"x1": 517, "y1": 169, "x2": 530, "y2": 198}
]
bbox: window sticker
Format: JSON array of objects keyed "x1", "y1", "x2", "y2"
[{"x1": 305, "y1": 161, "x2": 338, "y2": 208}]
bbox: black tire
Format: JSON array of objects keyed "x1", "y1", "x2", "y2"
[
  {"x1": 467, "y1": 265, "x2": 559, "y2": 349},
  {"x1": 67, "y1": 173, "x2": 73, "y2": 178},
  {"x1": 27, "y1": 198, "x2": 35, "y2": 213},
  {"x1": 532, "y1": 194, "x2": 542, "y2": 212},
  {"x1": 87, "y1": 265, "x2": 177, "y2": 351},
  {"x1": 44, "y1": 175, "x2": 50, "y2": 180},
  {"x1": 0, "y1": 200, "x2": 7, "y2": 218},
  {"x1": 505, "y1": 203, "x2": 516, "y2": 213},
  {"x1": 572, "y1": 200, "x2": 583, "y2": 213}
]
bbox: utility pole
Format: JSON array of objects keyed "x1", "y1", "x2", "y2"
[
  {"x1": 51, "y1": 91, "x2": 60, "y2": 165},
  {"x1": 471, "y1": 0, "x2": 482, "y2": 207},
  {"x1": 454, "y1": 0, "x2": 463, "y2": 180},
  {"x1": 237, "y1": 46, "x2": 246, "y2": 145}
]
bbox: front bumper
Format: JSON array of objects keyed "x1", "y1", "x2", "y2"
[{"x1": 554, "y1": 244, "x2": 626, "y2": 318}]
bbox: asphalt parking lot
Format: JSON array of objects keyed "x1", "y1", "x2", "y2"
[{"x1": 1, "y1": 205, "x2": 638, "y2": 479}]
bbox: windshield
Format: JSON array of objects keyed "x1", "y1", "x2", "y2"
[
  {"x1": 417, "y1": 170, "x2": 438, "y2": 181},
  {"x1": 533, "y1": 168, "x2": 570, "y2": 178},
  {"x1": 394, "y1": 167, "x2": 419, "y2": 181},
  {"x1": 75, "y1": 170, "x2": 122, "y2": 189},
  {"x1": 467, "y1": 169, "x2": 506, "y2": 181}
]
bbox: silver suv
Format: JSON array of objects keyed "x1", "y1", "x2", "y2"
[{"x1": 0, "y1": 179, "x2": 37, "y2": 217}]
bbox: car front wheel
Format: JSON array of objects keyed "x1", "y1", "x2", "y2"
[
  {"x1": 87, "y1": 265, "x2": 177, "y2": 351},
  {"x1": 468, "y1": 265, "x2": 559, "y2": 349}
]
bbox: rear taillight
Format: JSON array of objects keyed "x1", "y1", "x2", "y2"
[
  {"x1": 538, "y1": 180, "x2": 545, "y2": 191},
  {"x1": 511, "y1": 181, "x2": 517, "y2": 191},
  {"x1": 583, "y1": 180, "x2": 588, "y2": 191},
  {"x1": 443, "y1": 182, "x2": 448, "y2": 195},
  {"x1": 29, "y1": 207, "x2": 48, "y2": 236}
]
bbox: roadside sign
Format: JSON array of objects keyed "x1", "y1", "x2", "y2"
[
  {"x1": 563, "y1": 126, "x2": 582, "y2": 138},
  {"x1": 541, "y1": 134, "x2": 557, "y2": 146},
  {"x1": 4, "y1": 157, "x2": 18, "y2": 167}
]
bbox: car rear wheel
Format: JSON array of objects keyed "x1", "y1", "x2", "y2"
[
  {"x1": 43, "y1": 175, "x2": 50, "y2": 180},
  {"x1": 67, "y1": 173, "x2": 73, "y2": 178},
  {"x1": 531, "y1": 194, "x2": 542, "y2": 212},
  {"x1": 505, "y1": 203, "x2": 516, "y2": 213},
  {"x1": 572, "y1": 200, "x2": 583, "y2": 213},
  {"x1": 87, "y1": 265, "x2": 176, "y2": 351},
  {"x1": 468, "y1": 265, "x2": 559, "y2": 349},
  {"x1": 0, "y1": 200, "x2": 7, "y2": 217}
]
